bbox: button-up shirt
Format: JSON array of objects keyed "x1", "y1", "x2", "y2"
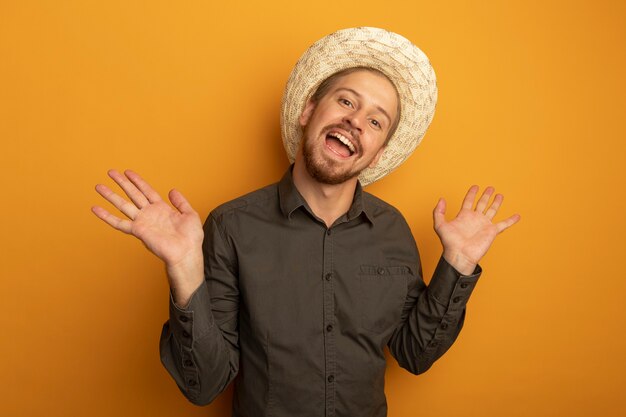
[{"x1": 160, "y1": 166, "x2": 482, "y2": 417}]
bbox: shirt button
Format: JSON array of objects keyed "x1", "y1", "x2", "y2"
[
  {"x1": 460, "y1": 282, "x2": 469, "y2": 289},
  {"x1": 377, "y1": 267, "x2": 386, "y2": 275},
  {"x1": 180, "y1": 316, "x2": 189, "y2": 322},
  {"x1": 452, "y1": 296, "x2": 462, "y2": 303},
  {"x1": 182, "y1": 331, "x2": 190, "y2": 338},
  {"x1": 325, "y1": 273, "x2": 332, "y2": 281},
  {"x1": 440, "y1": 323, "x2": 449, "y2": 330},
  {"x1": 327, "y1": 375, "x2": 334, "y2": 383},
  {"x1": 326, "y1": 229, "x2": 332, "y2": 236},
  {"x1": 326, "y1": 324, "x2": 333, "y2": 332},
  {"x1": 184, "y1": 359, "x2": 193, "y2": 367}
]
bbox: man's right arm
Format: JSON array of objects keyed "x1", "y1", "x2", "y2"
[
  {"x1": 159, "y1": 214, "x2": 240, "y2": 406},
  {"x1": 92, "y1": 170, "x2": 240, "y2": 405}
]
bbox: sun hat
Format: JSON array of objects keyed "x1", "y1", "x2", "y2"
[{"x1": 280, "y1": 27, "x2": 438, "y2": 186}]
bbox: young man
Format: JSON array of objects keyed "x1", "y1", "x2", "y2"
[{"x1": 92, "y1": 27, "x2": 520, "y2": 416}]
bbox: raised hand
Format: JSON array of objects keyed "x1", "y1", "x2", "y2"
[
  {"x1": 433, "y1": 185, "x2": 521, "y2": 275},
  {"x1": 92, "y1": 169, "x2": 204, "y2": 306}
]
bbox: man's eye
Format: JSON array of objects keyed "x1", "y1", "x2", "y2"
[
  {"x1": 340, "y1": 98, "x2": 353, "y2": 107},
  {"x1": 370, "y1": 119, "x2": 381, "y2": 128}
]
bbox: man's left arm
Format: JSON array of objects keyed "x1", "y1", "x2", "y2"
[
  {"x1": 387, "y1": 252, "x2": 481, "y2": 374},
  {"x1": 388, "y1": 185, "x2": 520, "y2": 374}
]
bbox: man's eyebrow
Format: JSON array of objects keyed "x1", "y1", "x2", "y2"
[{"x1": 335, "y1": 87, "x2": 392, "y2": 126}]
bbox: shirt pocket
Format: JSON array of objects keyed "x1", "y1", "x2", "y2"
[{"x1": 358, "y1": 265, "x2": 410, "y2": 334}]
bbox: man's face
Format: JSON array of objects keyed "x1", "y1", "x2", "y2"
[{"x1": 298, "y1": 70, "x2": 399, "y2": 185}]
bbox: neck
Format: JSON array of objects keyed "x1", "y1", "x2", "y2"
[{"x1": 292, "y1": 159, "x2": 358, "y2": 228}]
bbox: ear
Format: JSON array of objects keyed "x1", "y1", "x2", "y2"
[
  {"x1": 368, "y1": 145, "x2": 387, "y2": 168},
  {"x1": 299, "y1": 98, "x2": 316, "y2": 127}
]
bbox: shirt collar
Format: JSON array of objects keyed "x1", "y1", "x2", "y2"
[{"x1": 278, "y1": 164, "x2": 374, "y2": 225}]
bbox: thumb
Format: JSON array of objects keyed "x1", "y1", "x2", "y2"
[
  {"x1": 433, "y1": 198, "x2": 446, "y2": 229},
  {"x1": 168, "y1": 189, "x2": 194, "y2": 214}
]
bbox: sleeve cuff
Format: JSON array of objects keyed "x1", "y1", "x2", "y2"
[
  {"x1": 428, "y1": 255, "x2": 482, "y2": 309},
  {"x1": 168, "y1": 280, "x2": 215, "y2": 348}
]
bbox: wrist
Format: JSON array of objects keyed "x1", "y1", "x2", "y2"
[
  {"x1": 166, "y1": 251, "x2": 204, "y2": 307},
  {"x1": 442, "y1": 250, "x2": 477, "y2": 276}
]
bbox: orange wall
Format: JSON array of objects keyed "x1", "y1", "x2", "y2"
[{"x1": 1, "y1": 1, "x2": 625, "y2": 416}]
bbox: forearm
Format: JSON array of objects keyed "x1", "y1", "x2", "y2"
[
  {"x1": 160, "y1": 212, "x2": 241, "y2": 405},
  {"x1": 388, "y1": 255, "x2": 481, "y2": 374},
  {"x1": 159, "y1": 280, "x2": 239, "y2": 405}
]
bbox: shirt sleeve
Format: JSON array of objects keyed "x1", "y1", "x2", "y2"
[
  {"x1": 159, "y1": 213, "x2": 240, "y2": 405},
  {"x1": 387, "y1": 218, "x2": 482, "y2": 375}
]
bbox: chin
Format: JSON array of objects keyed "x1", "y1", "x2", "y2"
[{"x1": 304, "y1": 157, "x2": 361, "y2": 185}]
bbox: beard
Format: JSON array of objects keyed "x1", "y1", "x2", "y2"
[{"x1": 301, "y1": 124, "x2": 365, "y2": 185}]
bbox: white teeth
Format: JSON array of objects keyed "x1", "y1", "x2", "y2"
[{"x1": 329, "y1": 132, "x2": 355, "y2": 154}]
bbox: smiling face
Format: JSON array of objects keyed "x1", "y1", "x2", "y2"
[{"x1": 298, "y1": 69, "x2": 400, "y2": 185}]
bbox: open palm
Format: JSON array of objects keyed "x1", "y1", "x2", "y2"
[
  {"x1": 434, "y1": 185, "x2": 521, "y2": 272},
  {"x1": 92, "y1": 169, "x2": 203, "y2": 267}
]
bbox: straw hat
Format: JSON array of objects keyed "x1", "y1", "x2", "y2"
[{"x1": 280, "y1": 27, "x2": 438, "y2": 186}]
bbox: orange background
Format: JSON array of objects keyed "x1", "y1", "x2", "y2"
[{"x1": 1, "y1": 1, "x2": 625, "y2": 416}]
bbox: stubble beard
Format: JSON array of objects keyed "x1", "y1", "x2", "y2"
[{"x1": 301, "y1": 126, "x2": 363, "y2": 185}]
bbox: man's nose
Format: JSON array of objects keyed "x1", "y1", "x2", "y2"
[{"x1": 343, "y1": 111, "x2": 364, "y2": 133}]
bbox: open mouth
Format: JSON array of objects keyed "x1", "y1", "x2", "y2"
[{"x1": 325, "y1": 131, "x2": 356, "y2": 158}]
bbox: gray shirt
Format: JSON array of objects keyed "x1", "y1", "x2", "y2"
[{"x1": 160, "y1": 165, "x2": 482, "y2": 416}]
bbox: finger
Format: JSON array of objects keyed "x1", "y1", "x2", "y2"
[
  {"x1": 433, "y1": 198, "x2": 446, "y2": 229},
  {"x1": 495, "y1": 213, "x2": 521, "y2": 234},
  {"x1": 475, "y1": 186, "x2": 495, "y2": 213},
  {"x1": 108, "y1": 169, "x2": 150, "y2": 209},
  {"x1": 124, "y1": 169, "x2": 163, "y2": 204},
  {"x1": 484, "y1": 194, "x2": 504, "y2": 220},
  {"x1": 91, "y1": 205, "x2": 133, "y2": 234},
  {"x1": 95, "y1": 183, "x2": 139, "y2": 220},
  {"x1": 168, "y1": 189, "x2": 195, "y2": 214},
  {"x1": 460, "y1": 185, "x2": 479, "y2": 211}
]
